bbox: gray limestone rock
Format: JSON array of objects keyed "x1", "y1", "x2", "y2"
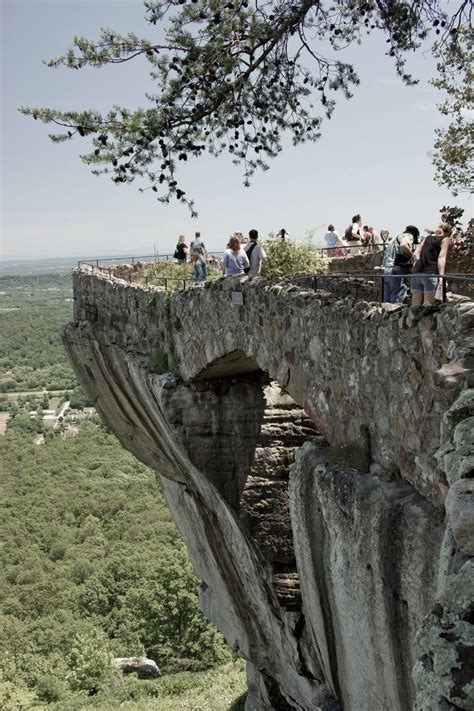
[
  {"x1": 453, "y1": 417, "x2": 474, "y2": 447},
  {"x1": 445, "y1": 478, "x2": 474, "y2": 555},
  {"x1": 442, "y1": 389, "x2": 474, "y2": 441},
  {"x1": 290, "y1": 441, "x2": 444, "y2": 711},
  {"x1": 413, "y1": 561, "x2": 474, "y2": 711}
]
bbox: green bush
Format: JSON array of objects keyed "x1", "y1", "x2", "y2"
[
  {"x1": 68, "y1": 630, "x2": 114, "y2": 693},
  {"x1": 261, "y1": 238, "x2": 327, "y2": 278},
  {"x1": 0, "y1": 681, "x2": 39, "y2": 711}
]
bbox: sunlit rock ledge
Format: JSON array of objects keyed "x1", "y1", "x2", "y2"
[{"x1": 63, "y1": 267, "x2": 474, "y2": 711}]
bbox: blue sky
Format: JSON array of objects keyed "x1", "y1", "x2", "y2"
[{"x1": 1, "y1": 0, "x2": 472, "y2": 259}]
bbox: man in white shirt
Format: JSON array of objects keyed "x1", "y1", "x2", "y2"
[{"x1": 244, "y1": 229, "x2": 267, "y2": 276}]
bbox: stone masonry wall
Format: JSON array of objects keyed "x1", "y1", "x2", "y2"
[{"x1": 73, "y1": 268, "x2": 473, "y2": 505}]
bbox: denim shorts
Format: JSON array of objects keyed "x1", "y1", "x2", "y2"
[{"x1": 411, "y1": 273, "x2": 439, "y2": 294}]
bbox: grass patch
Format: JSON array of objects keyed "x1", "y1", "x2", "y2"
[
  {"x1": 47, "y1": 661, "x2": 247, "y2": 711},
  {"x1": 149, "y1": 349, "x2": 169, "y2": 374},
  {"x1": 327, "y1": 426, "x2": 371, "y2": 472}
]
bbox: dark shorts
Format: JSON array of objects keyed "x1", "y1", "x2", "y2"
[{"x1": 411, "y1": 273, "x2": 439, "y2": 294}]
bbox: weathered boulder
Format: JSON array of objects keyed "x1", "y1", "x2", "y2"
[
  {"x1": 112, "y1": 656, "x2": 162, "y2": 678},
  {"x1": 413, "y1": 560, "x2": 474, "y2": 710},
  {"x1": 445, "y1": 479, "x2": 474, "y2": 556}
]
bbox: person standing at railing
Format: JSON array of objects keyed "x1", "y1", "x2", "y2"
[
  {"x1": 344, "y1": 214, "x2": 363, "y2": 255},
  {"x1": 382, "y1": 226, "x2": 419, "y2": 303},
  {"x1": 174, "y1": 234, "x2": 189, "y2": 265},
  {"x1": 222, "y1": 235, "x2": 250, "y2": 276},
  {"x1": 190, "y1": 231, "x2": 208, "y2": 282},
  {"x1": 244, "y1": 229, "x2": 267, "y2": 275},
  {"x1": 361, "y1": 226, "x2": 378, "y2": 253},
  {"x1": 323, "y1": 224, "x2": 344, "y2": 258},
  {"x1": 411, "y1": 223, "x2": 452, "y2": 306}
]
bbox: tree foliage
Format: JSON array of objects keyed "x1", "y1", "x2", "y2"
[
  {"x1": 20, "y1": 1, "x2": 472, "y2": 209},
  {"x1": 0, "y1": 273, "x2": 76, "y2": 393},
  {"x1": 0, "y1": 420, "x2": 233, "y2": 707},
  {"x1": 431, "y1": 25, "x2": 474, "y2": 195},
  {"x1": 0, "y1": 273, "x2": 236, "y2": 708}
]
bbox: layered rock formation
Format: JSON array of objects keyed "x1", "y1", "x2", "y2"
[{"x1": 63, "y1": 268, "x2": 474, "y2": 710}]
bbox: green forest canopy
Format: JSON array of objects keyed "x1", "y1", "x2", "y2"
[
  {"x1": 0, "y1": 273, "x2": 245, "y2": 710},
  {"x1": 20, "y1": 1, "x2": 473, "y2": 211}
]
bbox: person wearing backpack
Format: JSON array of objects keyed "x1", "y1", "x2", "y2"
[
  {"x1": 344, "y1": 214, "x2": 363, "y2": 255},
  {"x1": 190, "y1": 231, "x2": 208, "y2": 282},
  {"x1": 173, "y1": 234, "x2": 188, "y2": 264},
  {"x1": 244, "y1": 229, "x2": 267, "y2": 276},
  {"x1": 382, "y1": 225, "x2": 419, "y2": 303}
]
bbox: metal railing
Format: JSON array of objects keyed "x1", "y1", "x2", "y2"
[
  {"x1": 77, "y1": 255, "x2": 224, "y2": 290},
  {"x1": 312, "y1": 271, "x2": 474, "y2": 304},
  {"x1": 317, "y1": 242, "x2": 387, "y2": 256},
  {"x1": 79, "y1": 264, "x2": 196, "y2": 290},
  {"x1": 76, "y1": 252, "x2": 473, "y2": 301},
  {"x1": 77, "y1": 252, "x2": 225, "y2": 269}
]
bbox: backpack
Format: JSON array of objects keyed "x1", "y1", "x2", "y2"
[
  {"x1": 384, "y1": 234, "x2": 411, "y2": 269},
  {"x1": 243, "y1": 242, "x2": 257, "y2": 274},
  {"x1": 345, "y1": 225, "x2": 358, "y2": 241},
  {"x1": 393, "y1": 234, "x2": 413, "y2": 268}
]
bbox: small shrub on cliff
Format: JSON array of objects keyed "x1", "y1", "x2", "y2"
[
  {"x1": 260, "y1": 238, "x2": 327, "y2": 278},
  {"x1": 327, "y1": 426, "x2": 371, "y2": 472}
]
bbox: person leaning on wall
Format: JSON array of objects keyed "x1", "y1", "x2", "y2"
[{"x1": 411, "y1": 223, "x2": 452, "y2": 306}]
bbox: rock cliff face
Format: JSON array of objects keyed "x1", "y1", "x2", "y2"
[{"x1": 63, "y1": 268, "x2": 474, "y2": 710}]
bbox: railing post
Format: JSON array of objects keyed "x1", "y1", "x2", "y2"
[
  {"x1": 442, "y1": 276, "x2": 447, "y2": 304},
  {"x1": 132, "y1": 257, "x2": 135, "y2": 265},
  {"x1": 96, "y1": 259, "x2": 99, "y2": 268},
  {"x1": 380, "y1": 274, "x2": 384, "y2": 303}
]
